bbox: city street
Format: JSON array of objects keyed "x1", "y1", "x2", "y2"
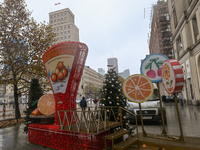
[
  {"x1": 137, "y1": 103, "x2": 200, "y2": 137},
  {"x1": 0, "y1": 102, "x2": 199, "y2": 149},
  {"x1": 0, "y1": 104, "x2": 27, "y2": 117}
]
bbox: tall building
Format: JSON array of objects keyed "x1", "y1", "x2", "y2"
[
  {"x1": 107, "y1": 57, "x2": 118, "y2": 73},
  {"x1": 49, "y1": 8, "x2": 79, "y2": 45},
  {"x1": 119, "y1": 69, "x2": 130, "y2": 79},
  {"x1": 167, "y1": 0, "x2": 200, "y2": 105},
  {"x1": 149, "y1": 1, "x2": 174, "y2": 59},
  {"x1": 98, "y1": 68, "x2": 105, "y2": 76}
]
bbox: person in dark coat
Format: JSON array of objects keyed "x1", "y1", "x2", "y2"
[{"x1": 80, "y1": 97, "x2": 87, "y2": 111}]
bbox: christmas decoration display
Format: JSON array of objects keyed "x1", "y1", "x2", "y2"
[
  {"x1": 162, "y1": 59, "x2": 184, "y2": 94},
  {"x1": 24, "y1": 78, "x2": 43, "y2": 133},
  {"x1": 28, "y1": 42, "x2": 112, "y2": 150},
  {"x1": 100, "y1": 68, "x2": 131, "y2": 131},
  {"x1": 31, "y1": 108, "x2": 42, "y2": 116},
  {"x1": 42, "y1": 41, "x2": 88, "y2": 125},
  {"x1": 37, "y1": 94, "x2": 55, "y2": 115},
  {"x1": 123, "y1": 74, "x2": 154, "y2": 103},
  {"x1": 140, "y1": 53, "x2": 169, "y2": 82},
  {"x1": 161, "y1": 59, "x2": 185, "y2": 141}
]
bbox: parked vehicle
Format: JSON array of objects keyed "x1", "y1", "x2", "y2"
[
  {"x1": 162, "y1": 95, "x2": 180, "y2": 103},
  {"x1": 76, "y1": 99, "x2": 81, "y2": 103},
  {"x1": 127, "y1": 86, "x2": 167, "y2": 125},
  {"x1": 0, "y1": 101, "x2": 3, "y2": 105}
]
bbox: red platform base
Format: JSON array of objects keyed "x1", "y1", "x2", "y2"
[{"x1": 28, "y1": 123, "x2": 110, "y2": 150}]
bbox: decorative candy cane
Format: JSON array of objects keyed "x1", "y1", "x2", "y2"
[{"x1": 3, "y1": 105, "x2": 5, "y2": 116}]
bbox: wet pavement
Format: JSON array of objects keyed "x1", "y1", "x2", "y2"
[
  {"x1": 137, "y1": 103, "x2": 200, "y2": 137},
  {"x1": 0, "y1": 124, "x2": 46, "y2": 150},
  {"x1": 0, "y1": 103, "x2": 199, "y2": 149}
]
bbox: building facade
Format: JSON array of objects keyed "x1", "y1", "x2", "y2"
[
  {"x1": 98, "y1": 68, "x2": 105, "y2": 76},
  {"x1": 77, "y1": 66, "x2": 104, "y2": 99},
  {"x1": 148, "y1": 1, "x2": 173, "y2": 96},
  {"x1": 49, "y1": 8, "x2": 79, "y2": 44},
  {"x1": 107, "y1": 57, "x2": 118, "y2": 73},
  {"x1": 149, "y1": 1, "x2": 174, "y2": 59},
  {"x1": 118, "y1": 69, "x2": 130, "y2": 79},
  {"x1": 167, "y1": 0, "x2": 200, "y2": 105}
]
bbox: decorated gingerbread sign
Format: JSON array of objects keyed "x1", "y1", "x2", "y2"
[
  {"x1": 162, "y1": 59, "x2": 184, "y2": 94},
  {"x1": 140, "y1": 53, "x2": 169, "y2": 83}
]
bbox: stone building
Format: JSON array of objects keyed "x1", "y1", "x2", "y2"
[
  {"x1": 49, "y1": 8, "x2": 79, "y2": 44},
  {"x1": 167, "y1": 0, "x2": 200, "y2": 105},
  {"x1": 77, "y1": 66, "x2": 104, "y2": 100}
]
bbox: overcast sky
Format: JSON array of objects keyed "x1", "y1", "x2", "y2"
[{"x1": 3, "y1": 0, "x2": 158, "y2": 75}]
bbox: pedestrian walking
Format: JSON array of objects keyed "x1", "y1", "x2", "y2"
[
  {"x1": 93, "y1": 97, "x2": 98, "y2": 110},
  {"x1": 80, "y1": 97, "x2": 87, "y2": 122},
  {"x1": 80, "y1": 97, "x2": 87, "y2": 111}
]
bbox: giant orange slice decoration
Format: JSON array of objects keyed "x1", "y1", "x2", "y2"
[
  {"x1": 38, "y1": 94, "x2": 55, "y2": 115},
  {"x1": 123, "y1": 74, "x2": 154, "y2": 103}
]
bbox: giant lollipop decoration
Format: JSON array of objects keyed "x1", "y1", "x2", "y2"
[
  {"x1": 161, "y1": 59, "x2": 184, "y2": 142},
  {"x1": 162, "y1": 59, "x2": 184, "y2": 94},
  {"x1": 140, "y1": 53, "x2": 169, "y2": 83}
]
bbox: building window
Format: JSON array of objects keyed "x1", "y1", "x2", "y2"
[
  {"x1": 54, "y1": 20, "x2": 56, "y2": 23},
  {"x1": 57, "y1": 37, "x2": 59, "y2": 40},
  {"x1": 163, "y1": 49, "x2": 173, "y2": 55},
  {"x1": 58, "y1": 15, "x2": 59, "y2": 17},
  {"x1": 177, "y1": 36, "x2": 182, "y2": 51},
  {"x1": 58, "y1": 19, "x2": 60, "y2": 22},
  {"x1": 64, "y1": 26, "x2": 66, "y2": 30},
  {"x1": 160, "y1": 24, "x2": 170, "y2": 30},
  {"x1": 61, "y1": 18, "x2": 63, "y2": 21},
  {"x1": 61, "y1": 27, "x2": 63, "y2": 30},
  {"x1": 65, "y1": 31, "x2": 66, "y2": 34},
  {"x1": 173, "y1": 8, "x2": 178, "y2": 28},
  {"x1": 163, "y1": 40, "x2": 171, "y2": 46},
  {"x1": 68, "y1": 26, "x2": 70, "y2": 29},
  {"x1": 61, "y1": 14, "x2": 63, "y2": 16},
  {"x1": 54, "y1": 16, "x2": 56, "y2": 18},
  {"x1": 65, "y1": 17, "x2": 67, "y2": 20},
  {"x1": 61, "y1": 32, "x2": 63, "y2": 35},
  {"x1": 65, "y1": 36, "x2": 67, "y2": 39},
  {"x1": 57, "y1": 28, "x2": 59, "y2": 31},
  {"x1": 159, "y1": 8, "x2": 167, "y2": 15},
  {"x1": 159, "y1": 16, "x2": 167, "y2": 22},
  {"x1": 51, "y1": 21, "x2": 53, "y2": 23},
  {"x1": 61, "y1": 37, "x2": 63, "y2": 40},
  {"x1": 192, "y1": 15, "x2": 199, "y2": 40},
  {"x1": 51, "y1": 16, "x2": 53, "y2": 19},
  {"x1": 68, "y1": 30, "x2": 70, "y2": 34},
  {"x1": 57, "y1": 33, "x2": 59, "y2": 36},
  {"x1": 54, "y1": 29, "x2": 56, "y2": 32},
  {"x1": 68, "y1": 35, "x2": 70, "y2": 39},
  {"x1": 188, "y1": 0, "x2": 192, "y2": 5},
  {"x1": 65, "y1": 12, "x2": 67, "y2": 15}
]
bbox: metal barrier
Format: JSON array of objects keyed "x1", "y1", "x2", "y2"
[{"x1": 58, "y1": 106, "x2": 138, "y2": 138}]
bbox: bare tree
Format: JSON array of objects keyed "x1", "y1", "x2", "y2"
[{"x1": 0, "y1": 0, "x2": 56, "y2": 119}]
